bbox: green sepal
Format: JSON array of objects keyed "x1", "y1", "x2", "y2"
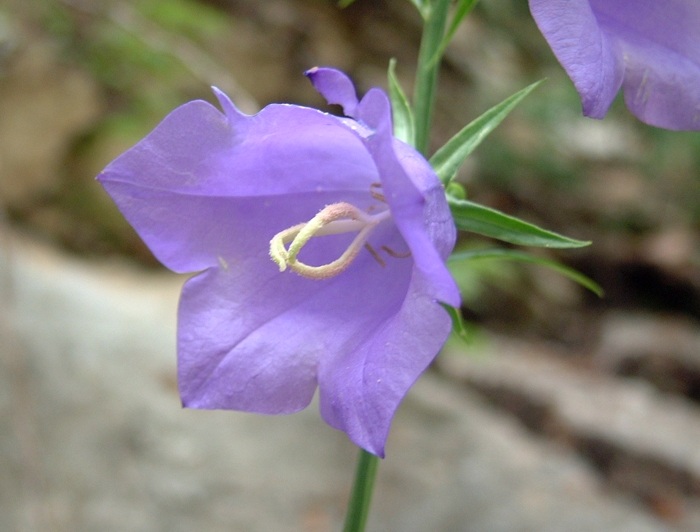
[
  {"x1": 388, "y1": 59, "x2": 415, "y2": 145},
  {"x1": 445, "y1": 181, "x2": 466, "y2": 200},
  {"x1": 448, "y1": 196, "x2": 591, "y2": 249},
  {"x1": 448, "y1": 248, "x2": 603, "y2": 296},
  {"x1": 430, "y1": 80, "x2": 544, "y2": 184},
  {"x1": 442, "y1": 304, "x2": 470, "y2": 342}
]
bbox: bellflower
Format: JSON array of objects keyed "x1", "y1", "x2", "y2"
[
  {"x1": 529, "y1": 0, "x2": 700, "y2": 130},
  {"x1": 97, "y1": 68, "x2": 460, "y2": 457}
]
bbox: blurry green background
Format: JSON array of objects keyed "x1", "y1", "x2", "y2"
[{"x1": 1, "y1": 0, "x2": 699, "y2": 344}]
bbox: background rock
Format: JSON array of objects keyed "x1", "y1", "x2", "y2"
[
  {"x1": 438, "y1": 336, "x2": 700, "y2": 531},
  {"x1": 0, "y1": 231, "x2": 675, "y2": 532}
]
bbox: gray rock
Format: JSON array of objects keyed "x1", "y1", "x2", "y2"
[
  {"x1": 596, "y1": 311, "x2": 700, "y2": 378},
  {"x1": 0, "y1": 231, "x2": 672, "y2": 531},
  {"x1": 439, "y1": 335, "x2": 700, "y2": 530}
]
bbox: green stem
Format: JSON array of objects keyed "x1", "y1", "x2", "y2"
[
  {"x1": 412, "y1": 0, "x2": 451, "y2": 156},
  {"x1": 342, "y1": 448, "x2": 380, "y2": 532}
]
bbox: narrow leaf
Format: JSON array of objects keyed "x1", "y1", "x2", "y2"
[
  {"x1": 448, "y1": 196, "x2": 591, "y2": 249},
  {"x1": 388, "y1": 59, "x2": 415, "y2": 145},
  {"x1": 430, "y1": 80, "x2": 544, "y2": 184},
  {"x1": 449, "y1": 248, "x2": 603, "y2": 296},
  {"x1": 430, "y1": 0, "x2": 480, "y2": 65},
  {"x1": 408, "y1": 0, "x2": 430, "y2": 19}
]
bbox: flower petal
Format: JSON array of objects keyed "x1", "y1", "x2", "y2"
[
  {"x1": 212, "y1": 86, "x2": 248, "y2": 126},
  {"x1": 99, "y1": 100, "x2": 375, "y2": 197},
  {"x1": 530, "y1": 0, "x2": 700, "y2": 130},
  {"x1": 361, "y1": 88, "x2": 460, "y2": 307},
  {"x1": 529, "y1": 0, "x2": 623, "y2": 119},
  {"x1": 99, "y1": 95, "x2": 379, "y2": 272},
  {"x1": 101, "y1": 181, "x2": 371, "y2": 273},
  {"x1": 318, "y1": 268, "x2": 453, "y2": 457},
  {"x1": 178, "y1": 267, "x2": 321, "y2": 414},
  {"x1": 593, "y1": 0, "x2": 700, "y2": 130},
  {"x1": 305, "y1": 67, "x2": 360, "y2": 118},
  {"x1": 178, "y1": 222, "x2": 415, "y2": 419}
]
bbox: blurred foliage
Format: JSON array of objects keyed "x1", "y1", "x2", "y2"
[
  {"x1": 5, "y1": 0, "x2": 233, "y2": 264},
  {"x1": 39, "y1": 0, "x2": 226, "y2": 119},
  {"x1": 139, "y1": 0, "x2": 228, "y2": 39}
]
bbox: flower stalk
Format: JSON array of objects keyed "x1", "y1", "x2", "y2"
[{"x1": 343, "y1": 449, "x2": 380, "y2": 532}]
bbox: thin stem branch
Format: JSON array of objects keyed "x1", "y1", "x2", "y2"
[{"x1": 412, "y1": 0, "x2": 451, "y2": 155}]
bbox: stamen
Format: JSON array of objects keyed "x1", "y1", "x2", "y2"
[
  {"x1": 270, "y1": 202, "x2": 391, "y2": 280},
  {"x1": 370, "y1": 182, "x2": 386, "y2": 203},
  {"x1": 364, "y1": 243, "x2": 386, "y2": 267},
  {"x1": 380, "y1": 245, "x2": 412, "y2": 259}
]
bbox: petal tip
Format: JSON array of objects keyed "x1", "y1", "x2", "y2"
[
  {"x1": 304, "y1": 67, "x2": 359, "y2": 118},
  {"x1": 371, "y1": 447, "x2": 386, "y2": 459},
  {"x1": 357, "y1": 87, "x2": 392, "y2": 133},
  {"x1": 211, "y1": 86, "x2": 247, "y2": 124}
]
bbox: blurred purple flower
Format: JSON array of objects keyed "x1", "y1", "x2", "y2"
[
  {"x1": 97, "y1": 68, "x2": 459, "y2": 457},
  {"x1": 529, "y1": 0, "x2": 700, "y2": 130}
]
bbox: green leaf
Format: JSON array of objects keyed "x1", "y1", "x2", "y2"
[
  {"x1": 388, "y1": 59, "x2": 415, "y2": 145},
  {"x1": 448, "y1": 196, "x2": 591, "y2": 249},
  {"x1": 449, "y1": 248, "x2": 603, "y2": 296},
  {"x1": 442, "y1": 304, "x2": 471, "y2": 342},
  {"x1": 337, "y1": 0, "x2": 357, "y2": 7},
  {"x1": 430, "y1": 0, "x2": 480, "y2": 65},
  {"x1": 430, "y1": 80, "x2": 544, "y2": 184}
]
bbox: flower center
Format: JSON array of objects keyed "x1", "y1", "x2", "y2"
[{"x1": 269, "y1": 202, "x2": 391, "y2": 280}]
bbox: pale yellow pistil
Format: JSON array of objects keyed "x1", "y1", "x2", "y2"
[{"x1": 270, "y1": 202, "x2": 391, "y2": 280}]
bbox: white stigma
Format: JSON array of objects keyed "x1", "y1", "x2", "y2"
[{"x1": 269, "y1": 202, "x2": 391, "y2": 280}]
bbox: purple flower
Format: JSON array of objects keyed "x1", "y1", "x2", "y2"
[
  {"x1": 97, "y1": 68, "x2": 459, "y2": 457},
  {"x1": 529, "y1": 0, "x2": 700, "y2": 130}
]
